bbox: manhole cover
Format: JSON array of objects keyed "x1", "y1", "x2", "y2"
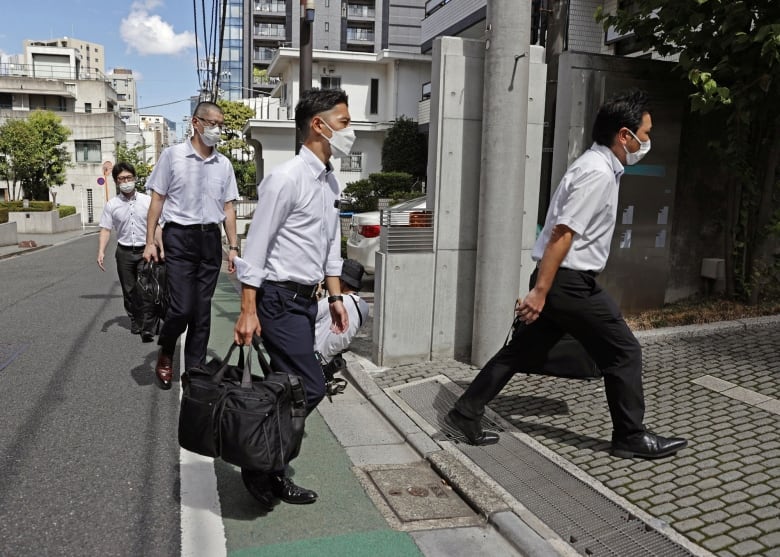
[{"x1": 367, "y1": 464, "x2": 475, "y2": 522}]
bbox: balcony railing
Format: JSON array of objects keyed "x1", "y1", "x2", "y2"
[
  {"x1": 0, "y1": 62, "x2": 107, "y2": 81},
  {"x1": 253, "y1": 47, "x2": 277, "y2": 62},
  {"x1": 254, "y1": 0, "x2": 286, "y2": 13},
  {"x1": 254, "y1": 25, "x2": 286, "y2": 38},
  {"x1": 346, "y1": 28, "x2": 375, "y2": 42},
  {"x1": 347, "y1": 4, "x2": 376, "y2": 18}
]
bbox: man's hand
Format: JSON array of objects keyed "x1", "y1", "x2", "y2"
[
  {"x1": 329, "y1": 300, "x2": 349, "y2": 334},
  {"x1": 227, "y1": 249, "x2": 237, "y2": 273},
  {"x1": 97, "y1": 252, "x2": 106, "y2": 272},
  {"x1": 515, "y1": 287, "x2": 546, "y2": 324},
  {"x1": 234, "y1": 310, "x2": 262, "y2": 346},
  {"x1": 143, "y1": 243, "x2": 158, "y2": 263}
]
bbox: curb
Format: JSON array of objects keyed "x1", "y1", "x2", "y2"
[
  {"x1": 633, "y1": 313, "x2": 780, "y2": 342},
  {"x1": 342, "y1": 360, "x2": 567, "y2": 557}
]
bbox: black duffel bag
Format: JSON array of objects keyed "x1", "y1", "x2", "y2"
[{"x1": 179, "y1": 340, "x2": 307, "y2": 472}]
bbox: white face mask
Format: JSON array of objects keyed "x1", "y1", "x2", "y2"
[
  {"x1": 200, "y1": 124, "x2": 222, "y2": 147},
  {"x1": 624, "y1": 129, "x2": 651, "y2": 165},
  {"x1": 321, "y1": 120, "x2": 356, "y2": 158},
  {"x1": 119, "y1": 182, "x2": 136, "y2": 194}
]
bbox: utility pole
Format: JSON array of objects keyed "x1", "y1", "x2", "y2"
[
  {"x1": 471, "y1": 0, "x2": 532, "y2": 366},
  {"x1": 297, "y1": 0, "x2": 315, "y2": 153}
]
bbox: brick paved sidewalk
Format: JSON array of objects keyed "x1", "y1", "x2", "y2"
[{"x1": 371, "y1": 321, "x2": 780, "y2": 557}]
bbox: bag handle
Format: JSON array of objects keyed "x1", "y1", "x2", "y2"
[
  {"x1": 211, "y1": 342, "x2": 249, "y2": 385},
  {"x1": 251, "y1": 335, "x2": 275, "y2": 377}
]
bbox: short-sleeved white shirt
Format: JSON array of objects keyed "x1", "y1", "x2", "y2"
[
  {"x1": 532, "y1": 143, "x2": 624, "y2": 273},
  {"x1": 145, "y1": 139, "x2": 238, "y2": 225},
  {"x1": 98, "y1": 192, "x2": 151, "y2": 247}
]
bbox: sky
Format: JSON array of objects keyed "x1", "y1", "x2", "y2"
[{"x1": 0, "y1": 0, "x2": 209, "y2": 134}]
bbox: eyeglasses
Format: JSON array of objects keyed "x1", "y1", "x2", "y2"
[
  {"x1": 116, "y1": 175, "x2": 135, "y2": 183},
  {"x1": 195, "y1": 116, "x2": 224, "y2": 128}
]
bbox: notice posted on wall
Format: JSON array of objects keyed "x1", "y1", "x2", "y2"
[
  {"x1": 657, "y1": 206, "x2": 669, "y2": 225},
  {"x1": 655, "y1": 229, "x2": 667, "y2": 248},
  {"x1": 620, "y1": 229, "x2": 632, "y2": 249},
  {"x1": 622, "y1": 205, "x2": 634, "y2": 225}
]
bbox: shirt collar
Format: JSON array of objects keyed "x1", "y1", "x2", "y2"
[
  {"x1": 186, "y1": 137, "x2": 218, "y2": 162},
  {"x1": 299, "y1": 145, "x2": 332, "y2": 179},
  {"x1": 590, "y1": 142, "x2": 624, "y2": 182}
]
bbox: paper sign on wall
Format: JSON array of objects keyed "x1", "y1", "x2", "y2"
[
  {"x1": 620, "y1": 229, "x2": 632, "y2": 249},
  {"x1": 622, "y1": 205, "x2": 634, "y2": 225}
]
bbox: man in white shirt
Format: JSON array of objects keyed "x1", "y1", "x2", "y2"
[
  {"x1": 144, "y1": 101, "x2": 240, "y2": 389},
  {"x1": 314, "y1": 259, "x2": 369, "y2": 394},
  {"x1": 448, "y1": 89, "x2": 687, "y2": 460},
  {"x1": 97, "y1": 162, "x2": 157, "y2": 342},
  {"x1": 233, "y1": 88, "x2": 352, "y2": 507}
]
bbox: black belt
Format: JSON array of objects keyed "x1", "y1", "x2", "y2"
[
  {"x1": 560, "y1": 267, "x2": 599, "y2": 277},
  {"x1": 166, "y1": 222, "x2": 220, "y2": 231},
  {"x1": 117, "y1": 244, "x2": 145, "y2": 252},
  {"x1": 265, "y1": 280, "x2": 319, "y2": 299}
]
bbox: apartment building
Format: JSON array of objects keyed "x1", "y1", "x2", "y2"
[
  {"x1": 218, "y1": 0, "x2": 426, "y2": 101},
  {"x1": 108, "y1": 67, "x2": 139, "y2": 121},
  {"x1": 0, "y1": 39, "x2": 125, "y2": 223}
]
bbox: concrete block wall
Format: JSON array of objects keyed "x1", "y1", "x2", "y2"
[
  {"x1": 8, "y1": 211, "x2": 82, "y2": 234},
  {"x1": 0, "y1": 221, "x2": 17, "y2": 246}
]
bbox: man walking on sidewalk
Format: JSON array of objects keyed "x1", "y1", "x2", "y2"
[
  {"x1": 448, "y1": 89, "x2": 688, "y2": 459},
  {"x1": 143, "y1": 101, "x2": 240, "y2": 390},
  {"x1": 233, "y1": 88, "x2": 352, "y2": 507},
  {"x1": 97, "y1": 162, "x2": 156, "y2": 342}
]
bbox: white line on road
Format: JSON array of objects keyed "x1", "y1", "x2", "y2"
[
  {"x1": 179, "y1": 341, "x2": 227, "y2": 557},
  {"x1": 693, "y1": 375, "x2": 780, "y2": 416}
]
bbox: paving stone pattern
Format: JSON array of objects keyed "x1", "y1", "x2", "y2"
[{"x1": 373, "y1": 324, "x2": 780, "y2": 557}]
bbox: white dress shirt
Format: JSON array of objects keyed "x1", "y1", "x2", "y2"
[
  {"x1": 145, "y1": 139, "x2": 238, "y2": 225},
  {"x1": 314, "y1": 293, "x2": 369, "y2": 362},
  {"x1": 99, "y1": 192, "x2": 151, "y2": 247},
  {"x1": 532, "y1": 143, "x2": 624, "y2": 273},
  {"x1": 237, "y1": 146, "x2": 343, "y2": 288}
]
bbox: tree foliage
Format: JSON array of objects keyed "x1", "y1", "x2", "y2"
[
  {"x1": 598, "y1": 0, "x2": 780, "y2": 302},
  {"x1": 116, "y1": 141, "x2": 153, "y2": 191},
  {"x1": 343, "y1": 172, "x2": 418, "y2": 212},
  {"x1": 217, "y1": 99, "x2": 256, "y2": 197},
  {"x1": 0, "y1": 111, "x2": 71, "y2": 201},
  {"x1": 381, "y1": 116, "x2": 427, "y2": 181}
]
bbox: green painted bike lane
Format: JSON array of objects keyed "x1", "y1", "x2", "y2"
[{"x1": 206, "y1": 272, "x2": 423, "y2": 557}]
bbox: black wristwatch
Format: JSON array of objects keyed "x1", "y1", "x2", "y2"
[
  {"x1": 327, "y1": 295, "x2": 343, "y2": 304},
  {"x1": 229, "y1": 245, "x2": 240, "y2": 252}
]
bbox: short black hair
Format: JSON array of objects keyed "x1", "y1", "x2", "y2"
[
  {"x1": 591, "y1": 89, "x2": 651, "y2": 147},
  {"x1": 112, "y1": 161, "x2": 136, "y2": 182},
  {"x1": 295, "y1": 88, "x2": 349, "y2": 138},
  {"x1": 194, "y1": 101, "x2": 223, "y2": 118}
]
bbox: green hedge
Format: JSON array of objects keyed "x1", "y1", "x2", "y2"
[
  {"x1": 0, "y1": 201, "x2": 54, "y2": 212},
  {"x1": 0, "y1": 207, "x2": 7, "y2": 224},
  {"x1": 58, "y1": 205, "x2": 76, "y2": 218}
]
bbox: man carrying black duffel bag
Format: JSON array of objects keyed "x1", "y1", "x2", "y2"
[{"x1": 233, "y1": 89, "x2": 353, "y2": 507}]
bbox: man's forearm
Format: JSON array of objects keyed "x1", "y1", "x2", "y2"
[
  {"x1": 223, "y1": 202, "x2": 237, "y2": 247},
  {"x1": 534, "y1": 225, "x2": 574, "y2": 295},
  {"x1": 240, "y1": 283, "x2": 258, "y2": 313},
  {"x1": 146, "y1": 197, "x2": 163, "y2": 245}
]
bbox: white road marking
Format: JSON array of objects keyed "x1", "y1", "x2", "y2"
[
  {"x1": 179, "y1": 341, "x2": 227, "y2": 557},
  {"x1": 693, "y1": 375, "x2": 780, "y2": 416}
]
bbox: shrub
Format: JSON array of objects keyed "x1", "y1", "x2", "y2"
[
  {"x1": 58, "y1": 205, "x2": 76, "y2": 218},
  {"x1": 0, "y1": 207, "x2": 7, "y2": 224},
  {"x1": 0, "y1": 200, "x2": 54, "y2": 212},
  {"x1": 343, "y1": 172, "x2": 419, "y2": 213}
]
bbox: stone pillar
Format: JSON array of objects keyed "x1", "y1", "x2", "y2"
[{"x1": 472, "y1": 0, "x2": 533, "y2": 366}]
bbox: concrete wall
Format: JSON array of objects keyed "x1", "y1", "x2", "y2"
[
  {"x1": 9, "y1": 211, "x2": 82, "y2": 233},
  {"x1": 0, "y1": 221, "x2": 17, "y2": 246}
]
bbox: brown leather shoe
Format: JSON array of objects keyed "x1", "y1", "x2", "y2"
[{"x1": 155, "y1": 349, "x2": 173, "y2": 390}]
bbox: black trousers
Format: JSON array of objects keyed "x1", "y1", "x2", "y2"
[
  {"x1": 257, "y1": 283, "x2": 325, "y2": 414},
  {"x1": 115, "y1": 245, "x2": 144, "y2": 327},
  {"x1": 455, "y1": 268, "x2": 646, "y2": 440},
  {"x1": 159, "y1": 225, "x2": 222, "y2": 371}
]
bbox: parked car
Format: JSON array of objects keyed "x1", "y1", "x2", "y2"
[{"x1": 346, "y1": 196, "x2": 427, "y2": 274}]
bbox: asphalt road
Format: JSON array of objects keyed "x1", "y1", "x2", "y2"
[{"x1": 0, "y1": 235, "x2": 181, "y2": 557}]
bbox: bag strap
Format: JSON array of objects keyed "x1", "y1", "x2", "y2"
[
  {"x1": 251, "y1": 335, "x2": 274, "y2": 377},
  {"x1": 348, "y1": 293, "x2": 363, "y2": 328},
  {"x1": 251, "y1": 336, "x2": 307, "y2": 412},
  {"x1": 212, "y1": 343, "x2": 249, "y2": 385}
]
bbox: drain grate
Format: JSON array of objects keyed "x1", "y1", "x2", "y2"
[{"x1": 394, "y1": 378, "x2": 696, "y2": 557}]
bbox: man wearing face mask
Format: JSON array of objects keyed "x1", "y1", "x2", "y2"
[
  {"x1": 232, "y1": 88, "x2": 351, "y2": 508},
  {"x1": 447, "y1": 89, "x2": 688, "y2": 460},
  {"x1": 97, "y1": 162, "x2": 158, "y2": 342},
  {"x1": 143, "y1": 101, "x2": 239, "y2": 390}
]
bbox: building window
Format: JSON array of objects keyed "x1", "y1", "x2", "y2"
[
  {"x1": 85, "y1": 102, "x2": 92, "y2": 113},
  {"x1": 321, "y1": 76, "x2": 341, "y2": 90},
  {"x1": 341, "y1": 152, "x2": 362, "y2": 172},
  {"x1": 325, "y1": 22, "x2": 329, "y2": 32},
  {"x1": 75, "y1": 140, "x2": 101, "y2": 163},
  {"x1": 370, "y1": 78, "x2": 379, "y2": 114}
]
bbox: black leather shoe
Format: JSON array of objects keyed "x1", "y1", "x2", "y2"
[
  {"x1": 130, "y1": 321, "x2": 141, "y2": 335},
  {"x1": 446, "y1": 409, "x2": 499, "y2": 446},
  {"x1": 141, "y1": 332, "x2": 155, "y2": 343},
  {"x1": 269, "y1": 475, "x2": 318, "y2": 504},
  {"x1": 241, "y1": 469, "x2": 275, "y2": 510},
  {"x1": 611, "y1": 431, "x2": 688, "y2": 459},
  {"x1": 154, "y1": 349, "x2": 173, "y2": 390}
]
